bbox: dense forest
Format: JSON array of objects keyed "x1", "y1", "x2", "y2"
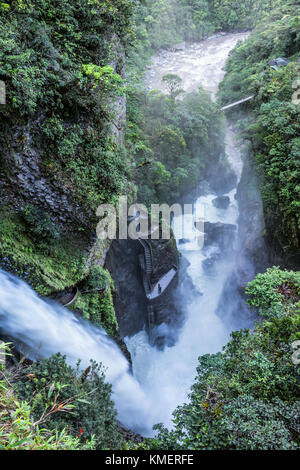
[{"x1": 0, "y1": 0, "x2": 299, "y2": 451}]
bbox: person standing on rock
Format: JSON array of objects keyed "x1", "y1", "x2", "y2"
[{"x1": 158, "y1": 283, "x2": 162, "y2": 295}]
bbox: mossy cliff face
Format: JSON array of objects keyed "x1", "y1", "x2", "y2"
[
  {"x1": 0, "y1": 1, "x2": 181, "y2": 344},
  {"x1": 0, "y1": 0, "x2": 134, "y2": 337}
]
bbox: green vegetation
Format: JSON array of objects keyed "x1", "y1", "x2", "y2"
[
  {"x1": 0, "y1": 0, "x2": 299, "y2": 452},
  {"x1": 15, "y1": 354, "x2": 122, "y2": 449},
  {"x1": 0, "y1": 0, "x2": 135, "y2": 329},
  {"x1": 0, "y1": 342, "x2": 125, "y2": 449},
  {"x1": 126, "y1": 82, "x2": 224, "y2": 206},
  {"x1": 125, "y1": 0, "x2": 285, "y2": 209},
  {"x1": 20, "y1": 204, "x2": 59, "y2": 246},
  {"x1": 73, "y1": 267, "x2": 119, "y2": 336},
  {"x1": 218, "y1": 0, "x2": 300, "y2": 256},
  {"x1": 246, "y1": 266, "x2": 300, "y2": 317},
  {"x1": 3, "y1": 266, "x2": 299, "y2": 450},
  {"x1": 130, "y1": 0, "x2": 280, "y2": 55},
  {"x1": 0, "y1": 208, "x2": 86, "y2": 295},
  {"x1": 0, "y1": 0, "x2": 135, "y2": 211},
  {"x1": 143, "y1": 267, "x2": 300, "y2": 450},
  {"x1": 84, "y1": 265, "x2": 110, "y2": 293}
]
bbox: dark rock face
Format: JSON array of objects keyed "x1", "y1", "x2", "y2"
[
  {"x1": 150, "y1": 238, "x2": 179, "y2": 284},
  {"x1": 235, "y1": 155, "x2": 269, "y2": 274},
  {"x1": 0, "y1": 122, "x2": 93, "y2": 231},
  {"x1": 204, "y1": 221, "x2": 237, "y2": 252},
  {"x1": 216, "y1": 268, "x2": 254, "y2": 331},
  {"x1": 149, "y1": 252, "x2": 189, "y2": 349},
  {"x1": 210, "y1": 161, "x2": 237, "y2": 195},
  {"x1": 178, "y1": 238, "x2": 190, "y2": 245},
  {"x1": 149, "y1": 277, "x2": 180, "y2": 349},
  {"x1": 105, "y1": 239, "x2": 148, "y2": 338},
  {"x1": 0, "y1": 33, "x2": 126, "y2": 236},
  {"x1": 117, "y1": 423, "x2": 143, "y2": 444},
  {"x1": 212, "y1": 195, "x2": 230, "y2": 209},
  {"x1": 106, "y1": 236, "x2": 182, "y2": 348},
  {"x1": 216, "y1": 150, "x2": 269, "y2": 330}
]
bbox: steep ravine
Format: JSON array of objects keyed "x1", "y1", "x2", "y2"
[
  {"x1": 121, "y1": 32, "x2": 269, "y2": 429},
  {"x1": 0, "y1": 32, "x2": 269, "y2": 436}
]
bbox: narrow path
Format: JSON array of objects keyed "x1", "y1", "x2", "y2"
[
  {"x1": 148, "y1": 268, "x2": 177, "y2": 300},
  {"x1": 138, "y1": 238, "x2": 177, "y2": 299}
]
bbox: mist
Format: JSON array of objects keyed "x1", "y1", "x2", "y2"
[{"x1": 0, "y1": 32, "x2": 263, "y2": 436}]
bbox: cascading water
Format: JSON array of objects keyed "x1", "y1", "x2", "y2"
[
  {"x1": 125, "y1": 131, "x2": 247, "y2": 430},
  {"x1": 125, "y1": 32, "x2": 253, "y2": 430},
  {"x1": 0, "y1": 269, "x2": 154, "y2": 434},
  {"x1": 0, "y1": 32, "x2": 256, "y2": 436}
]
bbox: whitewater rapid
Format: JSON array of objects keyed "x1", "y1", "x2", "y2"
[
  {"x1": 125, "y1": 172, "x2": 243, "y2": 430},
  {"x1": 125, "y1": 32, "x2": 251, "y2": 430}
]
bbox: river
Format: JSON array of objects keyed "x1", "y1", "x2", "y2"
[{"x1": 125, "y1": 31, "x2": 254, "y2": 431}]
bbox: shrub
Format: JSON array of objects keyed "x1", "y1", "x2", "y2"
[
  {"x1": 15, "y1": 354, "x2": 123, "y2": 449},
  {"x1": 85, "y1": 266, "x2": 110, "y2": 293},
  {"x1": 246, "y1": 266, "x2": 300, "y2": 317},
  {"x1": 0, "y1": 344, "x2": 94, "y2": 450},
  {"x1": 20, "y1": 205, "x2": 59, "y2": 246},
  {"x1": 148, "y1": 268, "x2": 300, "y2": 450}
]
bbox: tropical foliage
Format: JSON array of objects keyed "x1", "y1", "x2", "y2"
[
  {"x1": 0, "y1": 344, "x2": 95, "y2": 450},
  {"x1": 144, "y1": 267, "x2": 300, "y2": 450},
  {"x1": 126, "y1": 82, "x2": 224, "y2": 205},
  {"x1": 218, "y1": 0, "x2": 300, "y2": 256},
  {"x1": 0, "y1": 0, "x2": 299, "y2": 452},
  {"x1": 14, "y1": 353, "x2": 123, "y2": 449}
]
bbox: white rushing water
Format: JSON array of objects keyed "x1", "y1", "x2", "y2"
[
  {"x1": 0, "y1": 270, "x2": 154, "y2": 434},
  {"x1": 125, "y1": 32, "x2": 251, "y2": 431},
  {"x1": 125, "y1": 177, "x2": 242, "y2": 431},
  {"x1": 0, "y1": 32, "x2": 252, "y2": 436}
]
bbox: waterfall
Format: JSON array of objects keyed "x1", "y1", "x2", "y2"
[
  {"x1": 0, "y1": 269, "x2": 153, "y2": 434},
  {"x1": 125, "y1": 32, "x2": 254, "y2": 430},
  {"x1": 125, "y1": 131, "x2": 250, "y2": 430}
]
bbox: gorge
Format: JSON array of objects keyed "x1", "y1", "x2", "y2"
[
  {"x1": 0, "y1": 0, "x2": 299, "y2": 451},
  {"x1": 0, "y1": 32, "x2": 266, "y2": 434}
]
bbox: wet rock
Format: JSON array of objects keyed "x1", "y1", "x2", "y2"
[
  {"x1": 150, "y1": 238, "x2": 179, "y2": 284},
  {"x1": 118, "y1": 423, "x2": 143, "y2": 444},
  {"x1": 210, "y1": 161, "x2": 237, "y2": 195},
  {"x1": 212, "y1": 195, "x2": 230, "y2": 209},
  {"x1": 105, "y1": 239, "x2": 148, "y2": 338},
  {"x1": 202, "y1": 252, "x2": 221, "y2": 274},
  {"x1": 178, "y1": 238, "x2": 190, "y2": 245},
  {"x1": 106, "y1": 235, "x2": 181, "y2": 348},
  {"x1": 204, "y1": 222, "x2": 237, "y2": 252},
  {"x1": 236, "y1": 155, "x2": 269, "y2": 272}
]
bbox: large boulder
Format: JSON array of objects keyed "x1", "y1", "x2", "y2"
[
  {"x1": 210, "y1": 161, "x2": 237, "y2": 195},
  {"x1": 204, "y1": 222, "x2": 237, "y2": 252},
  {"x1": 212, "y1": 195, "x2": 230, "y2": 209},
  {"x1": 106, "y1": 236, "x2": 181, "y2": 348},
  {"x1": 105, "y1": 239, "x2": 148, "y2": 338},
  {"x1": 202, "y1": 252, "x2": 221, "y2": 274}
]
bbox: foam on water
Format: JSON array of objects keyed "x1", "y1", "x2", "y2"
[
  {"x1": 125, "y1": 185, "x2": 240, "y2": 430},
  {"x1": 125, "y1": 33, "x2": 251, "y2": 431}
]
